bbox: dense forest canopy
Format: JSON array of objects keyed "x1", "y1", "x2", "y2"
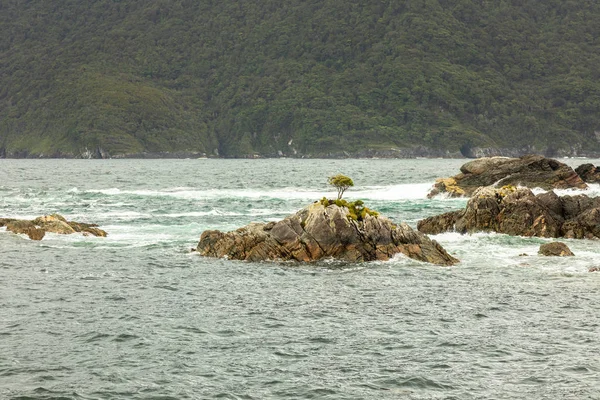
[{"x1": 1, "y1": 0, "x2": 599, "y2": 158}]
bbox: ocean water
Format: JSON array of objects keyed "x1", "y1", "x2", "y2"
[{"x1": 1, "y1": 158, "x2": 600, "y2": 400}]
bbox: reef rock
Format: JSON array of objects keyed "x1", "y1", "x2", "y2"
[
  {"x1": 538, "y1": 242, "x2": 574, "y2": 256},
  {"x1": 575, "y1": 163, "x2": 600, "y2": 183},
  {"x1": 0, "y1": 214, "x2": 107, "y2": 240},
  {"x1": 428, "y1": 154, "x2": 587, "y2": 198},
  {"x1": 197, "y1": 203, "x2": 458, "y2": 265},
  {"x1": 418, "y1": 187, "x2": 600, "y2": 239},
  {"x1": 3, "y1": 220, "x2": 46, "y2": 241}
]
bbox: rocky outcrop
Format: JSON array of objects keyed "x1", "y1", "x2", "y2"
[
  {"x1": 418, "y1": 186, "x2": 600, "y2": 239},
  {"x1": 575, "y1": 163, "x2": 600, "y2": 183},
  {"x1": 197, "y1": 203, "x2": 458, "y2": 265},
  {"x1": 0, "y1": 214, "x2": 107, "y2": 240},
  {"x1": 538, "y1": 242, "x2": 574, "y2": 256},
  {"x1": 428, "y1": 154, "x2": 587, "y2": 198},
  {"x1": 3, "y1": 220, "x2": 46, "y2": 240}
]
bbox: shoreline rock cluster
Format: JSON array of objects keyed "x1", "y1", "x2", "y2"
[
  {"x1": 0, "y1": 214, "x2": 107, "y2": 240},
  {"x1": 3, "y1": 154, "x2": 597, "y2": 268},
  {"x1": 197, "y1": 202, "x2": 458, "y2": 266},
  {"x1": 418, "y1": 186, "x2": 600, "y2": 239},
  {"x1": 427, "y1": 154, "x2": 588, "y2": 198},
  {"x1": 197, "y1": 154, "x2": 600, "y2": 266}
]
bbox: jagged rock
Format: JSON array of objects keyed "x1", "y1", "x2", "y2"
[
  {"x1": 538, "y1": 242, "x2": 574, "y2": 256},
  {"x1": 67, "y1": 221, "x2": 108, "y2": 237},
  {"x1": 4, "y1": 220, "x2": 46, "y2": 240},
  {"x1": 575, "y1": 163, "x2": 600, "y2": 183},
  {"x1": 428, "y1": 154, "x2": 587, "y2": 198},
  {"x1": 418, "y1": 187, "x2": 600, "y2": 239},
  {"x1": 197, "y1": 203, "x2": 458, "y2": 265},
  {"x1": 32, "y1": 214, "x2": 76, "y2": 234},
  {"x1": 589, "y1": 267, "x2": 600, "y2": 272},
  {"x1": 0, "y1": 214, "x2": 107, "y2": 240}
]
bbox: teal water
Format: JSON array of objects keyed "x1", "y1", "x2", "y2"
[{"x1": 1, "y1": 158, "x2": 600, "y2": 399}]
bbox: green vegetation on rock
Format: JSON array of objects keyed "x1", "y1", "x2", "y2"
[
  {"x1": 1, "y1": 1, "x2": 600, "y2": 157},
  {"x1": 320, "y1": 197, "x2": 379, "y2": 222}
]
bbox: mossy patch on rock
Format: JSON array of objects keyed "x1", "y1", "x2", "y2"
[{"x1": 319, "y1": 198, "x2": 379, "y2": 221}]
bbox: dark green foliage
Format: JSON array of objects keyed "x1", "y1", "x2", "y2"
[{"x1": 1, "y1": 1, "x2": 600, "y2": 157}]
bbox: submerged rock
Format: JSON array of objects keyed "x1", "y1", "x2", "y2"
[
  {"x1": 197, "y1": 203, "x2": 458, "y2": 265},
  {"x1": 0, "y1": 214, "x2": 107, "y2": 240},
  {"x1": 418, "y1": 187, "x2": 600, "y2": 239},
  {"x1": 428, "y1": 154, "x2": 587, "y2": 198},
  {"x1": 538, "y1": 242, "x2": 574, "y2": 257}
]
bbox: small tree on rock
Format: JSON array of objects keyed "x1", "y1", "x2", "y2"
[{"x1": 328, "y1": 174, "x2": 354, "y2": 200}]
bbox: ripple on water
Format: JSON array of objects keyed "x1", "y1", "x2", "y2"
[
  {"x1": 174, "y1": 326, "x2": 209, "y2": 335},
  {"x1": 113, "y1": 333, "x2": 140, "y2": 343},
  {"x1": 81, "y1": 332, "x2": 111, "y2": 343},
  {"x1": 3, "y1": 159, "x2": 600, "y2": 400}
]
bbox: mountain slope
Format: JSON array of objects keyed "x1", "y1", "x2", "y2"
[{"x1": 1, "y1": 0, "x2": 599, "y2": 157}]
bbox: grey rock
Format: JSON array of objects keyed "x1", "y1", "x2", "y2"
[
  {"x1": 428, "y1": 154, "x2": 587, "y2": 198},
  {"x1": 418, "y1": 187, "x2": 600, "y2": 240},
  {"x1": 1, "y1": 214, "x2": 107, "y2": 240},
  {"x1": 197, "y1": 203, "x2": 459, "y2": 265},
  {"x1": 575, "y1": 163, "x2": 600, "y2": 183}
]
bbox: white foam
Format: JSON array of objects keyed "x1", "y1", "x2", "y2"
[
  {"x1": 428, "y1": 231, "x2": 503, "y2": 242},
  {"x1": 97, "y1": 211, "x2": 150, "y2": 219},
  {"x1": 351, "y1": 183, "x2": 432, "y2": 200},
  {"x1": 85, "y1": 187, "x2": 326, "y2": 200},
  {"x1": 82, "y1": 183, "x2": 445, "y2": 201},
  {"x1": 0, "y1": 213, "x2": 43, "y2": 220},
  {"x1": 158, "y1": 209, "x2": 278, "y2": 218},
  {"x1": 552, "y1": 183, "x2": 600, "y2": 197},
  {"x1": 87, "y1": 188, "x2": 123, "y2": 195}
]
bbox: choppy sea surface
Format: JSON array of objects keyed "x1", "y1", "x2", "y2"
[{"x1": 1, "y1": 158, "x2": 600, "y2": 400}]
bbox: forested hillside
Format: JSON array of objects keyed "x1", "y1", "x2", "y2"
[{"x1": 1, "y1": 0, "x2": 600, "y2": 158}]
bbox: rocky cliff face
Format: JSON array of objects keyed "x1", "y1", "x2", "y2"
[
  {"x1": 197, "y1": 203, "x2": 458, "y2": 266},
  {"x1": 418, "y1": 187, "x2": 600, "y2": 239},
  {"x1": 428, "y1": 154, "x2": 587, "y2": 198}
]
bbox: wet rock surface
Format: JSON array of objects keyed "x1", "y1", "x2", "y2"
[
  {"x1": 197, "y1": 203, "x2": 458, "y2": 265},
  {"x1": 575, "y1": 163, "x2": 600, "y2": 183},
  {"x1": 538, "y1": 242, "x2": 574, "y2": 256},
  {"x1": 0, "y1": 214, "x2": 107, "y2": 240},
  {"x1": 418, "y1": 187, "x2": 600, "y2": 239},
  {"x1": 428, "y1": 154, "x2": 587, "y2": 198}
]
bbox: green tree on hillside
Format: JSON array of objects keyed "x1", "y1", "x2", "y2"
[{"x1": 0, "y1": 0, "x2": 599, "y2": 157}]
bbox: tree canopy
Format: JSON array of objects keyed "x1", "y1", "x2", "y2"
[
  {"x1": 328, "y1": 175, "x2": 354, "y2": 200},
  {"x1": 1, "y1": 0, "x2": 599, "y2": 157}
]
